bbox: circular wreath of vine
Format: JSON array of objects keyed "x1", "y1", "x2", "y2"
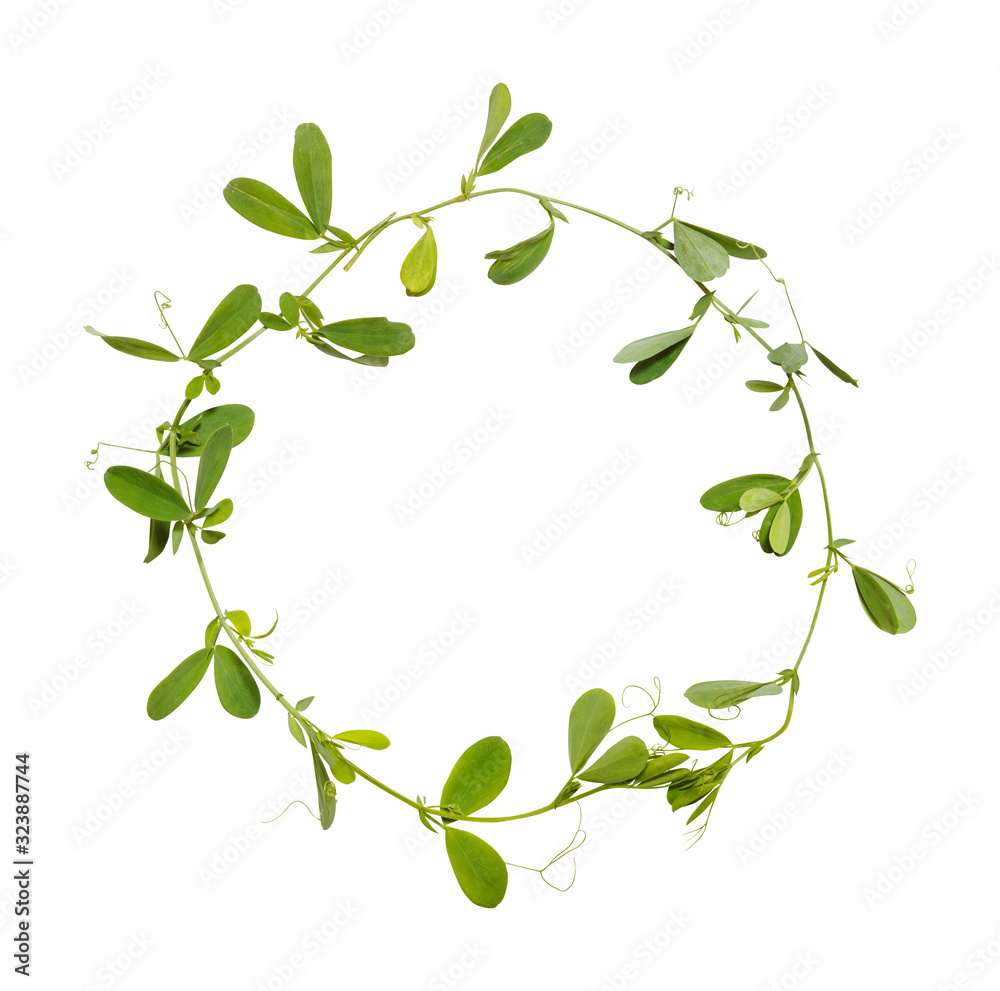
[{"x1": 86, "y1": 83, "x2": 917, "y2": 908}]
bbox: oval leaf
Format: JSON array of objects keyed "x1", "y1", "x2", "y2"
[
  {"x1": 444, "y1": 828, "x2": 508, "y2": 908},
  {"x1": 477, "y1": 112, "x2": 552, "y2": 176},
  {"x1": 333, "y1": 729, "x2": 390, "y2": 750},
  {"x1": 745, "y1": 380, "x2": 785, "y2": 393},
  {"x1": 105, "y1": 466, "x2": 190, "y2": 521},
  {"x1": 316, "y1": 317, "x2": 414, "y2": 356},
  {"x1": 578, "y1": 736, "x2": 648, "y2": 784},
  {"x1": 85, "y1": 327, "x2": 180, "y2": 362},
  {"x1": 629, "y1": 335, "x2": 692, "y2": 384},
  {"x1": 147, "y1": 648, "x2": 213, "y2": 720},
  {"x1": 224, "y1": 177, "x2": 320, "y2": 239},
  {"x1": 293, "y1": 123, "x2": 333, "y2": 233},
  {"x1": 769, "y1": 499, "x2": 792, "y2": 554},
  {"x1": 194, "y1": 425, "x2": 233, "y2": 513},
  {"x1": 568, "y1": 688, "x2": 615, "y2": 774},
  {"x1": 653, "y1": 714, "x2": 732, "y2": 750},
  {"x1": 672, "y1": 221, "x2": 730, "y2": 281},
  {"x1": 160, "y1": 404, "x2": 255, "y2": 457},
  {"x1": 683, "y1": 680, "x2": 782, "y2": 710},
  {"x1": 680, "y1": 222, "x2": 767, "y2": 260},
  {"x1": 476, "y1": 83, "x2": 512, "y2": 165},
  {"x1": 700, "y1": 473, "x2": 791, "y2": 513},
  {"x1": 213, "y1": 645, "x2": 260, "y2": 718},
  {"x1": 613, "y1": 326, "x2": 695, "y2": 364},
  {"x1": 486, "y1": 223, "x2": 554, "y2": 285},
  {"x1": 188, "y1": 285, "x2": 263, "y2": 361},
  {"x1": 441, "y1": 736, "x2": 511, "y2": 816},
  {"x1": 853, "y1": 567, "x2": 916, "y2": 635},
  {"x1": 400, "y1": 224, "x2": 437, "y2": 297},
  {"x1": 739, "y1": 487, "x2": 781, "y2": 512}
]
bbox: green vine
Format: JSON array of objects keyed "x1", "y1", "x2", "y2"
[{"x1": 86, "y1": 83, "x2": 917, "y2": 908}]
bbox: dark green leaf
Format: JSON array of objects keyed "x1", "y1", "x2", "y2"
[
  {"x1": 223, "y1": 177, "x2": 321, "y2": 239},
  {"x1": 333, "y1": 729, "x2": 390, "y2": 750},
  {"x1": 316, "y1": 317, "x2": 414, "y2": 356},
  {"x1": 745, "y1": 380, "x2": 785, "y2": 393},
  {"x1": 147, "y1": 648, "x2": 213, "y2": 720},
  {"x1": 653, "y1": 714, "x2": 732, "y2": 750},
  {"x1": 201, "y1": 530, "x2": 226, "y2": 544},
  {"x1": 683, "y1": 680, "x2": 782, "y2": 710},
  {"x1": 672, "y1": 221, "x2": 730, "y2": 281},
  {"x1": 160, "y1": 404, "x2": 255, "y2": 457},
  {"x1": 188, "y1": 285, "x2": 262, "y2": 360},
  {"x1": 105, "y1": 466, "x2": 190, "y2": 521},
  {"x1": 308, "y1": 337, "x2": 390, "y2": 366},
  {"x1": 578, "y1": 736, "x2": 648, "y2": 784},
  {"x1": 680, "y1": 222, "x2": 767, "y2": 260},
  {"x1": 853, "y1": 567, "x2": 917, "y2": 635},
  {"x1": 700, "y1": 473, "x2": 791, "y2": 513},
  {"x1": 213, "y1": 645, "x2": 260, "y2": 718},
  {"x1": 84, "y1": 326, "x2": 180, "y2": 362},
  {"x1": 293, "y1": 123, "x2": 333, "y2": 233},
  {"x1": 310, "y1": 741, "x2": 336, "y2": 829},
  {"x1": 476, "y1": 83, "x2": 512, "y2": 165},
  {"x1": 194, "y1": 425, "x2": 233, "y2": 513},
  {"x1": 477, "y1": 113, "x2": 552, "y2": 176},
  {"x1": 400, "y1": 223, "x2": 437, "y2": 297},
  {"x1": 486, "y1": 223, "x2": 554, "y2": 285},
  {"x1": 809, "y1": 344, "x2": 858, "y2": 387},
  {"x1": 444, "y1": 828, "x2": 507, "y2": 908},
  {"x1": 629, "y1": 334, "x2": 693, "y2": 384},
  {"x1": 568, "y1": 688, "x2": 615, "y2": 774},
  {"x1": 441, "y1": 736, "x2": 511, "y2": 816},
  {"x1": 171, "y1": 521, "x2": 184, "y2": 554},
  {"x1": 144, "y1": 518, "x2": 170, "y2": 563},
  {"x1": 613, "y1": 326, "x2": 695, "y2": 364},
  {"x1": 767, "y1": 342, "x2": 808, "y2": 375}
]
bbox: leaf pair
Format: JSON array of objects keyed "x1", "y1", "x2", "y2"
[
  {"x1": 699, "y1": 473, "x2": 803, "y2": 556},
  {"x1": 852, "y1": 566, "x2": 917, "y2": 634},
  {"x1": 613, "y1": 326, "x2": 695, "y2": 385},
  {"x1": 159, "y1": 404, "x2": 255, "y2": 458},
  {"x1": 566, "y1": 688, "x2": 647, "y2": 783},
  {"x1": 473, "y1": 83, "x2": 552, "y2": 178},
  {"x1": 224, "y1": 123, "x2": 333, "y2": 240},
  {"x1": 670, "y1": 221, "x2": 767, "y2": 282},
  {"x1": 146, "y1": 644, "x2": 260, "y2": 720}
]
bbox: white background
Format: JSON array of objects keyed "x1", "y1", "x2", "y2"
[{"x1": 4, "y1": 0, "x2": 1000, "y2": 988}]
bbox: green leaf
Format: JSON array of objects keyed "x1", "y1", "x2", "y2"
[
  {"x1": 769, "y1": 500, "x2": 792, "y2": 554},
  {"x1": 279, "y1": 292, "x2": 300, "y2": 326},
  {"x1": 193, "y1": 425, "x2": 233, "y2": 513},
  {"x1": 852, "y1": 567, "x2": 917, "y2": 635},
  {"x1": 400, "y1": 223, "x2": 437, "y2": 297},
  {"x1": 296, "y1": 696, "x2": 315, "y2": 710},
  {"x1": 672, "y1": 221, "x2": 730, "y2": 281},
  {"x1": 201, "y1": 530, "x2": 226, "y2": 544},
  {"x1": 476, "y1": 83, "x2": 512, "y2": 166},
  {"x1": 441, "y1": 736, "x2": 511, "y2": 816},
  {"x1": 700, "y1": 473, "x2": 791, "y2": 513},
  {"x1": 445, "y1": 828, "x2": 507, "y2": 908},
  {"x1": 288, "y1": 713, "x2": 306, "y2": 747},
  {"x1": 171, "y1": 521, "x2": 184, "y2": 554},
  {"x1": 629, "y1": 334, "x2": 693, "y2": 384},
  {"x1": 223, "y1": 177, "x2": 321, "y2": 239},
  {"x1": 767, "y1": 342, "x2": 808, "y2": 375},
  {"x1": 147, "y1": 648, "x2": 213, "y2": 720},
  {"x1": 84, "y1": 326, "x2": 180, "y2": 362},
  {"x1": 308, "y1": 338, "x2": 390, "y2": 366},
  {"x1": 568, "y1": 688, "x2": 615, "y2": 774},
  {"x1": 486, "y1": 223, "x2": 554, "y2": 285},
  {"x1": 769, "y1": 389, "x2": 791, "y2": 412},
  {"x1": 613, "y1": 326, "x2": 695, "y2": 364},
  {"x1": 745, "y1": 379, "x2": 784, "y2": 393},
  {"x1": 213, "y1": 645, "x2": 260, "y2": 718},
  {"x1": 578, "y1": 736, "x2": 648, "y2": 784},
  {"x1": 690, "y1": 292, "x2": 715, "y2": 320},
  {"x1": 298, "y1": 296, "x2": 323, "y2": 326},
  {"x1": 144, "y1": 518, "x2": 170, "y2": 563},
  {"x1": 832, "y1": 538, "x2": 855, "y2": 548},
  {"x1": 683, "y1": 680, "x2": 782, "y2": 710},
  {"x1": 809, "y1": 344, "x2": 858, "y2": 387},
  {"x1": 653, "y1": 715, "x2": 732, "y2": 750},
  {"x1": 738, "y1": 487, "x2": 782, "y2": 512},
  {"x1": 105, "y1": 466, "x2": 190, "y2": 521},
  {"x1": 188, "y1": 285, "x2": 263, "y2": 360},
  {"x1": 310, "y1": 741, "x2": 336, "y2": 830},
  {"x1": 293, "y1": 123, "x2": 333, "y2": 233},
  {"x1": 477, "y1": 112, "x2": 552, "y2": 176},
  {"x1": 680, "y1": 222, "x2": 767, "y2": 260},
  {"x1": 316, "y1": 317, "x2": 414, "y2": 356},
  {"x1": 160, "y1": 405, "x2": 255, "y2": 457},
  {"x1": 203, "y1": 498, "x2": 233, "y2": 527},
  {"x1": 333, "y1": 729, "x2": 390, "y2": 750},
  {"x1": 225, "y1": 609, "x2": 251, "y2": 637},
  {"x1": 634, "y1": 753, "x2": 689, "y2": 787},
  {"x1": 756, "y1": 488, "x2": 803, "y2": 557},
  {"x1": 258, "y1": 312, "x2": 291, "y2": 331}
]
